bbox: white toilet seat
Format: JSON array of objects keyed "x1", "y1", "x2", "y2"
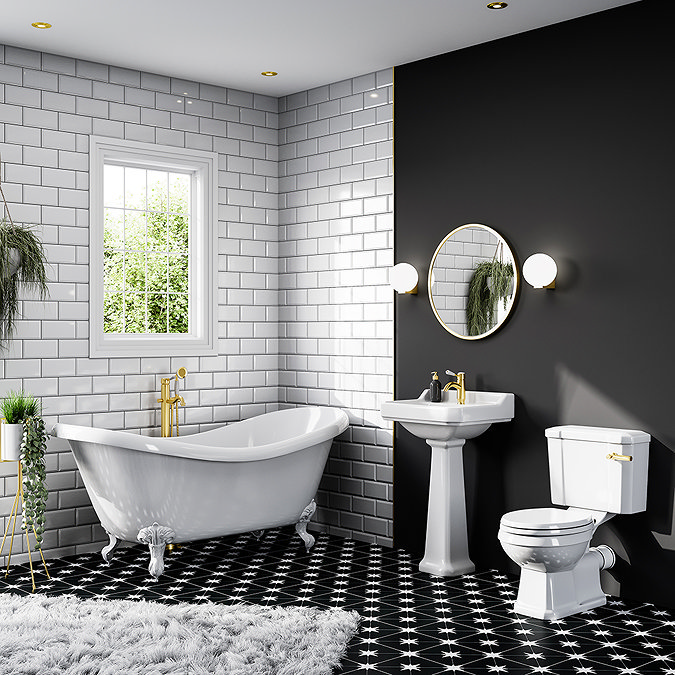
[{"x1": 500, "y1": 507, "x2": 593, "y2": 535}]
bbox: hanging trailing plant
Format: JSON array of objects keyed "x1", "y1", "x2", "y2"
[
  {"x1": 0, "y1": 218, "x2": 49, "y2": 343},
  {"x1": 466, "y1": 259, "x2": 514, "y2": 336},
  {"x1": 0, "y1": 156, "x2": 50, "y2": 345}
]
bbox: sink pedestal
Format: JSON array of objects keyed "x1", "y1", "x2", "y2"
[{"x1": 419, "y1": 438, "x2": 475, "y2": 577}]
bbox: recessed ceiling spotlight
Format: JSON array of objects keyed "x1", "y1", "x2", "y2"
[
  {"x1": 261, "y1": 71, "x2": 278, "y2": 77},
  {"x1": 487, "y1": 2, "x2": 508, "y2": 8},
  {"x1": 31, "y1": 21, "x2": 52, "y2": 29}
]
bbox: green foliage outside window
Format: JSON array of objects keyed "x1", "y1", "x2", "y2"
[{"x1": 103, "y1": 168, "x2": 189, "y2": 334}]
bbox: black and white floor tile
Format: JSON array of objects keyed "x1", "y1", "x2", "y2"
[{"x1": 2, "y1": 529, "x2": 675, "y2": 674}]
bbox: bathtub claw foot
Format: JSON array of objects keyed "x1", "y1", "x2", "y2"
[
  {"x1": 101, "y1": 531, "x2": 120, "y2": 563},
  {"x1": 137, "y1": 522, "x2": 175, "y2": 579},
  {"x1": 252, "y1": 529, "x2": 265, "y2": 540},
  {"x1": 295, "y1": 499, "x2": 317, "y2": 551}
]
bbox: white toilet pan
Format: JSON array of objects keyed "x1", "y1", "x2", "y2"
[{"x1": 498, "y1": 507, "x2": 613, "y2": 619}]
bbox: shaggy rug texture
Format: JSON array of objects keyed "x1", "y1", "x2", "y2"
[{"x1": 0, "y1": 593, "x2": 359, "y2": 674}]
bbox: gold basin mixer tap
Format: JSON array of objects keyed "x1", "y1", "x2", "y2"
[
  {"x1": 158, "y1": 367, "x2": 187, "y2": 437},
  {"x1": 443, "y1": 370, "x2": 466, "y2": 405}
]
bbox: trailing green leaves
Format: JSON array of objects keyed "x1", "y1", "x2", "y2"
[
  {"x1": 21, "y1": 415, "x2": 49, "y2": 548},
  {"x1": 466, "y1": 260, "x2": 514, "y2": 337},
  {"x1": 0, "y1": 218, "x2": 49, "y2": 344}
]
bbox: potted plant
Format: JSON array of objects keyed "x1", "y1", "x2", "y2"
[
  {"x1": 0, "y1": 391, "x2": 49, "y2": 547},
  {"x1": 0, "y1": 217, "x2": 49, "y2": 344},
  {"x1": 466, "y1": 259, "x2": 514, "y2": 336}
]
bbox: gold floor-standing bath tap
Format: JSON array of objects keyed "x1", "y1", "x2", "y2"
[
  {"x1": 443, "y1": 370, "x2": 466, "y2": 404},
  {"x1": 158, "y1": 367, "x2": 187, "y2": 437}
]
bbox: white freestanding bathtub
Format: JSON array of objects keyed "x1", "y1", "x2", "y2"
[{"x1": 53, "y1": 406, "x2": 349, "y2": 578}]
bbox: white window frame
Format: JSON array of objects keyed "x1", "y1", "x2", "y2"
[{"x1": 90, "y1": 136, "x2": 218, "y2": 358}]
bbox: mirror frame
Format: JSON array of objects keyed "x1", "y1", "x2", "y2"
[{"x1": 428, "y1": 223, "x2": 519, "y2": 340}]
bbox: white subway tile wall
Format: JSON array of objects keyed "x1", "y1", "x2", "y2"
[
  {"x1": 278, "y1": 72, "x2": 394, "y2": 545},
  {"x1": 0, "y1": 42, "x2": 394, "y2": 564}
]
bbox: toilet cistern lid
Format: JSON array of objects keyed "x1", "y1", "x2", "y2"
[
  {"x1": 545, "y1": 425, "x2": 650, "y2": 444},
  {"x1": 500, "y1": 507, "x2": 593, "y2": 531}
]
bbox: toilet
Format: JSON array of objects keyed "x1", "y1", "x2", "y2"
[{"x1": 498, "y1": 425, "x2": 650, "y2": 620}]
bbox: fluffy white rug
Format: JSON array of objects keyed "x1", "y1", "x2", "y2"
[{"x1": 0, "y1": 593, "x2": 359, "y2": 674}]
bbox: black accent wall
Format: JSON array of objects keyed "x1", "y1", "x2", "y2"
[{"x1": 394, "y1": 0, "x2": 675, "y2": 607}]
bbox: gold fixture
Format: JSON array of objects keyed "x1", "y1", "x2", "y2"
[
  {"x1": 607, "y1": 452, "x2": 632, "y2": 462},
  {"x1": 0, "y1": 461, "x2": 50, "y2": 592},
  {"x1": 31, "y1": 21, "x2": 52, "y2": 29},
  {"x1": 158, "y1": 367, "x2": 187, "y2": 437},
  {"x1": 443, "y1": 370, "x2": 466, "y2": 404},
  {"x1": 487, "y1": 2, "x2": 508, "y2": 9},
  {"x1": 261, "y1": 71, "x2": 278, "y2": 77}
]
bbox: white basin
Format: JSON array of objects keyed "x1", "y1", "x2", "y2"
[
  {"x1": 381, "y1": 388, "x2": 515, "y2": 577},
  {"x1": 381, "y1": 389, "x2": 514, "y2": 441}
]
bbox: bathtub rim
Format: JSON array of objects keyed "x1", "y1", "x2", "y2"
[{"x1": 53, "y1": 405, "x2": 349, "y2": 462}]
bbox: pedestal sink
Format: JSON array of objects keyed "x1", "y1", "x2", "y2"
[{"x1": 381, "y1": 389, "x2": 514, "y2": 576}]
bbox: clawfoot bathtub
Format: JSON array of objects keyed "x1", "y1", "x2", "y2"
[{"x1": 53, "y1": 406, "x2": 348, "y2": 578}]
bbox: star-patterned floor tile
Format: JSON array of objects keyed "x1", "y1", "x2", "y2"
[{"x1": 2, "y1": 529, "x2": 675, "y2": 673}]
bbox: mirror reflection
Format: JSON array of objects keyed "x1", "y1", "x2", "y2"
[{"x1": 428, "y1": 224, "x2": 518, "y2": 340}]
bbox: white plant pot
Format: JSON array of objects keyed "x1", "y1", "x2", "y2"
[
  {"x1": 2, "y1": 248, "x2": 21, "y2": 278},
  {"x1": 1, "y1": 422, "x2": 23, "y2": 462}
]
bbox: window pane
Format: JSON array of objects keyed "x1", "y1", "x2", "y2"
[
  {"x1": 168, "y1": 294, "x2": 189, "y2": 333},
  {"x1": 146, "y1": 211, "x2": 167, "y2": 251},
  {"x1": 125, "y1": 252, "x2": 146, "y2": 291},
  {"x1": 125, "y1": 211, "x2": 146, "y2": 251},
  {"x1": 168, "y1": 254, "x2": 188, "y2": 293},
  {"x1": 147, "y1": 293, "x2": 168, "y2": 333},
  {"x1": 147, "y1": 171, "x2": 168, "y2": 211},
  {"x1": 124, "y1": 293, "x2": 146, "y2": 333},
  {"x1": 104, "y1": 165, "x2": 124, "y2": 207},
  {"x1": 168, "y1": 173, "x2": 189, "y2": 213},
  {"x1": 104, "y1": 293, "x2": 124, "y2": 333},
  {"x1": 104, "y1": 208, "x2": 124, "y2": 249},
  {"x1": 125, "y1": 167, "x2": 146, "y2": 210},
  {"x1": 104, "y1": 250, "x2": 124, "y2": 290},
  {"x1": 168, "y1": 212, "x2": 189, "y2": 252},
  {"x1": 147, "y1": 252, "x2": 167, "y2": 293}
]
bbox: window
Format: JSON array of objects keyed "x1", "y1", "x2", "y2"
[{"x1": 90, "y1": 137, "x2": 217, "y2": 357}]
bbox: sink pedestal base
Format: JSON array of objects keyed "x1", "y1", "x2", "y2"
[{"x1": 419, "y1": 438, "x2": 475, "y2": 577}]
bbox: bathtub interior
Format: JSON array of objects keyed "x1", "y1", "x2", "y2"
[{"x1": 182, "y1": 406, "x2": 346, "y2": 449}]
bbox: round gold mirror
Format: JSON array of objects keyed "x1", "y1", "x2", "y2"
[{"x1": 428, "y1": 224, "x2": 518, "y2": 340}]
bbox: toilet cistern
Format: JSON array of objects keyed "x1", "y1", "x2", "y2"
[{"x1": 498, "y1": 425, "x2": 650, "y2": 620}]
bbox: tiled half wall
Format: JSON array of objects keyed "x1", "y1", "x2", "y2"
[{"x1": 0, "y1": 43, "x2": 393, "y2": 564}]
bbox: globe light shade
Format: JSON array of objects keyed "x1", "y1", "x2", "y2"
[
  {"x1": 522, "y1": 253, "x2": 557, "y2": 289},
  {"x1": 390, "y1": 262, "x2": 418, "y2": 294}
]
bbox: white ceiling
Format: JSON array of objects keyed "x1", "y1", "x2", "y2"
[{"x1": 1, "y1": 0, "x2": 638, "y2": 97}]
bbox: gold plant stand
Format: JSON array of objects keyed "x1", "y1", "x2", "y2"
[{"x1": 0, "y1": 461, "x2": 50, "y2": 592}]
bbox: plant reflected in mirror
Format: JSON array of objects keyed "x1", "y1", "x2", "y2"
[{"x1": 428, "y1": 224, "x2": 518, "y2": 340}]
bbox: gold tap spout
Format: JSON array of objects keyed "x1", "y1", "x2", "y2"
[
  {"x1": 443, "y1": 370, "x2": 466, "y2": 405},
  {"x1": 158, "y1": 368, "x2": 187, "y2": 437}
]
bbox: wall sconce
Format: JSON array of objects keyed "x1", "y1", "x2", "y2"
[
  {"x1": 390, "y1": 262, "x2": 418, "y2": 294},
  {"x1": 523, "y1": 253, "x2": 557, "y2": 289}
]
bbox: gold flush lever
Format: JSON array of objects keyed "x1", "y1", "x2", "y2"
[{"x1": 607, "y1": 452, "x2": 632, "y2": 462}]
